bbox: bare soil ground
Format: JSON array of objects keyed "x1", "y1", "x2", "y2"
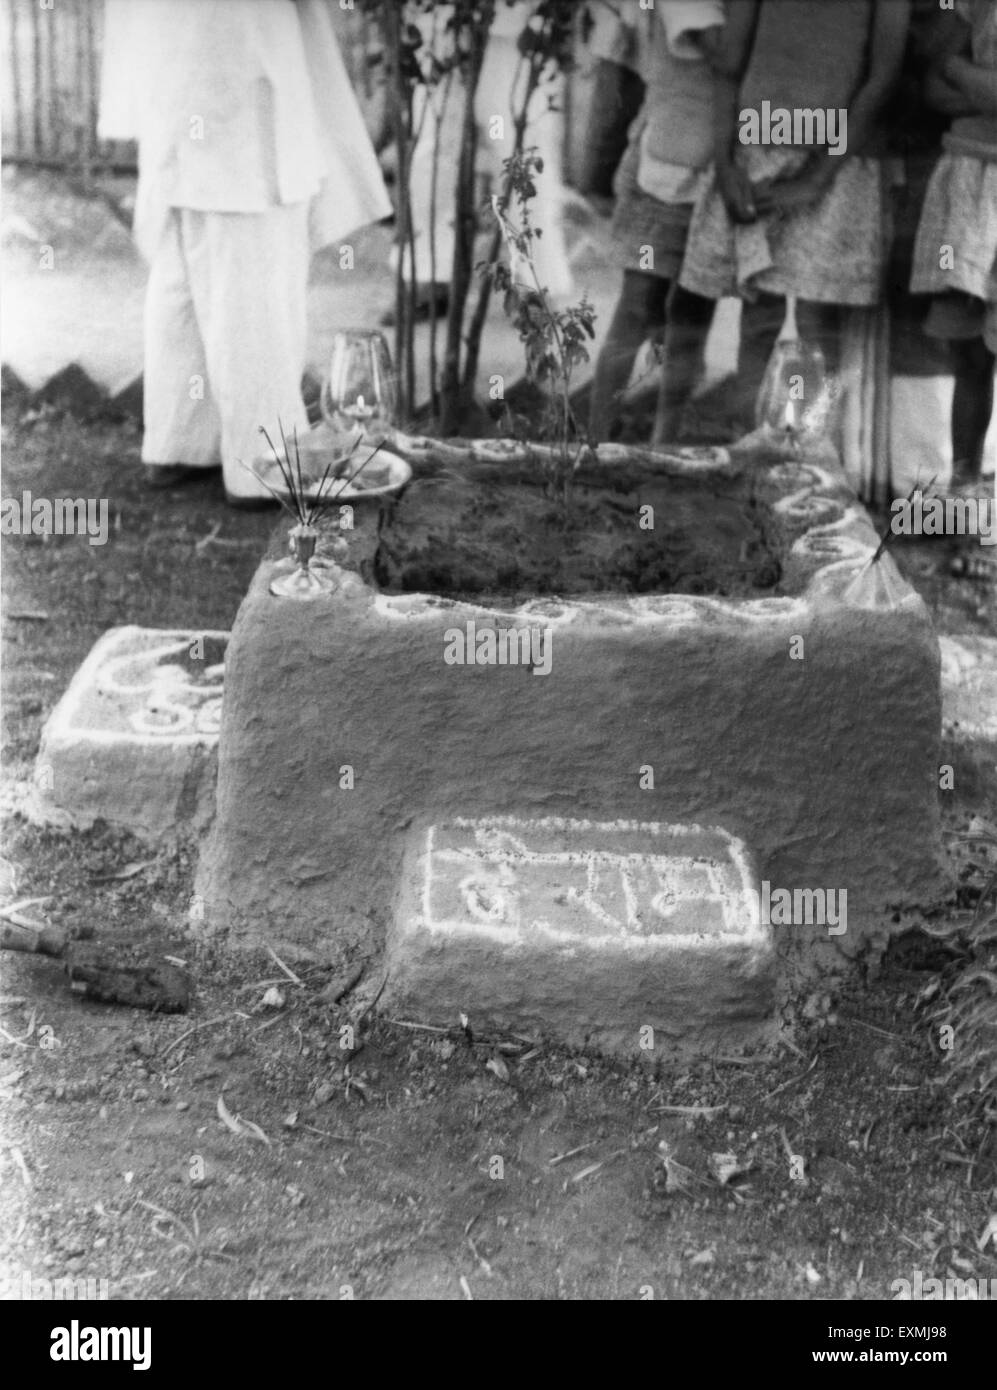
[{"x1": 1, "y1": 405, "x2": 995, "y2": 1301}]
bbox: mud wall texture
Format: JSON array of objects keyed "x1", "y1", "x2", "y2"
[{"x1": 196, "y1": 447, "x2": 941, "y2": 966}]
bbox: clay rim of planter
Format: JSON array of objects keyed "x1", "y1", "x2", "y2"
[{"x1": 298, "y1": 436, "x2": 924, "y2": 628}]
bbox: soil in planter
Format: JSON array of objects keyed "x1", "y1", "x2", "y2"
[{"x1": 371, "y1": 462, "x2": 780, "y2": 605}]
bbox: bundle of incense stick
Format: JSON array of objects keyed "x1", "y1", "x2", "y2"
[{"x1": 242, "y1": 420, "x2": 386, "y2": 522}]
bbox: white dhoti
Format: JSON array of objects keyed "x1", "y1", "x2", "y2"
[
  {"x1": 142, "y1": 204, "x2": 311, "y2": 496},
  {"x1": 99, "y1": 0, "x2": 392, "y2": 499}
]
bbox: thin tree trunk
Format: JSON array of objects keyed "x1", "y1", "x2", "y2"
[
  {"x1": 9, "y1": 0, "x2": 23, "y2": 158},
  {"x1": 427, "y1": 70, "x2": 453, "y2": 422},
  {"x1": 45, "y1": 0, "x2": 57, "y2": 161},
  {"x1": 383, "y1": 5, "x2": 415, "y2": 422},
  {"x1": 439, "y1": 2, "x2": 493, "y2": 436},
  {"x1": 82, "y1": 0, "x2": 96, "y2": 190},
  {"x1": 31, "y1": 0, "x2": 42, "y2": 158},
  {"x1": 404, "y1": 172, "x2": 417, "y2": 417}
]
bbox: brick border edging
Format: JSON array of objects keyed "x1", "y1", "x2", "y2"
[{"x1": 0, "y1": 365, "x2": 324, "y2": 426}]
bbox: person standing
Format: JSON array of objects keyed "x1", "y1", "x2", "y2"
[
  {"x1": 587, "y1": 0, "x2": 726, "y2": 445},
  {"x1": 679, "y1": 0, "x2": 910, "y2": 431},
  {"x1": 910, "y1": 0, "x2": 997, "y2": 487},
  {"x1": 99, "y1": 0, "x2": 392, "y2": 504}
]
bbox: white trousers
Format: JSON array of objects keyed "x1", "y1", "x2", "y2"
[
  {"x1": 395, "y1": 35, "x2": 572, "y2": 299},
  {"x1": 889, "y1": 376, "x2": 955, "y2": 496},
  {"x1": 143, "y1": 203, "x2": 311, "y2": 499},
  {"x1": 984, "y1": 369, "x2": 997, "y2": 479}
]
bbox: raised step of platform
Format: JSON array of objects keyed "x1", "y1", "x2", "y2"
[
  {"x1": 939, "y1": 634, "x2": 997, "y2": 742},
  {"x1": 30, "y1": 626, "x2": 228, "y2": 842},
  {"x1": 384, "y1": 817, "x2": 775, "y2": 1056}
]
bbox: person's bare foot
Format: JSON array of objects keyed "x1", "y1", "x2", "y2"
[
  {"x1": 380, "y1": 283, "x2": 449, "y2": 326},
  {"x1": 223, "y1": 490, "x2": 277, "y2": 512},
  {"x1": 142, "y1": 464, "x2": 212, "y2": 489}
]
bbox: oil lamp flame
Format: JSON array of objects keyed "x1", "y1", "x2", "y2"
[
  {"x1": 350, "y1": 393, "x2": 375, "y2": 423},
  {"x1": 782, "y1": 399, "x2": 802, "y2": 453}
]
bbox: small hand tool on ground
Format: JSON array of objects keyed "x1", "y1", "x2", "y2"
[{"x1": 1, "y1": 914, "x2": 189, "y2": 1013}]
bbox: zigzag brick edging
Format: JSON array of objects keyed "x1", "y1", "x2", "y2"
[
  {"x1": 1, "y1": 362, "x2": 142, "y2": 420},
  {"x1": 1, "y1": 364, "x2": 322, "y2": 423}
]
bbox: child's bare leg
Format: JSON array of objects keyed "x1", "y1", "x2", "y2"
[
  {"x1": 951, "y1": 337, "x2": 995, "y2": 477},
  {"x1": 651, "y1": 285, "x2": 715, "y2": 445},
  {"x1": 589, "y1": 269, "x2": 669, "y2": 442},
  {"x1": 736, "y1": 292, "x2": 786, "y2": 428}
]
